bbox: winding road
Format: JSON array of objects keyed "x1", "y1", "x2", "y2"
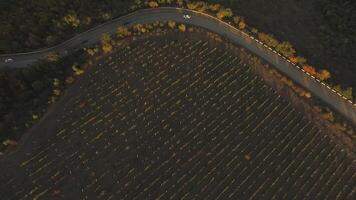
[
  {"x1": 0, "y1": 7, "x2": 355, "y2": 125},
  {"x1": 0, "y1": 7, "x2": 355, "y2": 200}
]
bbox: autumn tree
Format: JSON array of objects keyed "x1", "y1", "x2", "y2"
[
  {"x1": 195, "y1": 1, "x2": 208, "y2": 12},
  {"x1": 333, "y1": 85, "x2": 353, "y2": 99},
  {"x1": 276, "y1": 41, "x2": 296, "y2": 57},
  {"x1": 148, "y1": 1, "x2": 159, "y2": 8},
  {"x1": 100, "y1": 33, "x2": 113, "y2": 54},
  {"x1": 289, "y1": 56, "x2": 307, "y2": 66},
  {"x1": 316, "y1": 69, "x2": 331, "y2": 81},
  {"x1": 208, "y1": 4, "x2": 221, "y2": 11},
  {"x1": 186, "y1": 1, "x2": 207, "y2": 12},
  {"x1": 47, "y1": 51, "x2": 59, "y2": 61},
  {"x1": 302, "y1": 65, "x2": 317, "y2": 76},
  {"x1": 168, "y1": 21, "x2": 176, "y2": 29},
  {"x1": 133, "y1": 24, "x2": 147, "y2": 33},
  {"x1": 85, "y1": 47, "x2": 99, "y2": 56},
  {"x1": 63, "y1": 13, "x2": 80, "y2": 27},
  {"x1": 178, "y1": 24, "x2": 186, "y2": 32},
  {"x1": 187, "y1": 2, "x2": 199, "y2": 10},
  {"x1": 216, "y1": 8, "x2": 233, "y2": 20},
  {"x1": 257, "y1": 33, "x2": 279, "y2": 48},
  {"x1": 72, "y1": 64, "x2": 84, "y2": 76},
  {"x1": 116, "y1": 27, "x2": 131, "y2": 38},
  {"x1": 238, "y1": 19, "x2": 246, "y2": 30}
]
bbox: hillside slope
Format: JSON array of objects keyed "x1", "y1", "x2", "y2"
[{"x1": 0, "y1": 32, "x2": 354, "y2": 199}]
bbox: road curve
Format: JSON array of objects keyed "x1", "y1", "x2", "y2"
[{"x1": 0, "y1": 7, "x2": 355, "y2": 124}]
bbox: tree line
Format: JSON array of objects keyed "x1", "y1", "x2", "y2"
[{"x1": 0, "y1": 0, "x2": 132, "y2": 53}]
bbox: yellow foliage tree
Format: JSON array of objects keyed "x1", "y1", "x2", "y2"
[
  {"x1": 195, "y1": 1, "x2": 208, "y2": 12},
  {"x1": 257, "y1": 32, "x2": 279, "y2": 48},
  {"x1": 72, "y1": 64, "x2": 84, "y2": 75},
  {"x1": 63, "y1": 13, "x2": 80, "y2": 27},
  {"x1": 101, "y1": 33, "x2": 111, "y2": 44},
  {"x1": 276, "y1": 41, "x2": 296, "y2": 57},
  {"x1": 289, "y1": 56, "x2": 307, "y2": 66},
  {"x1": 187, "y1": 2, "x2": 198, "y2": 10},
  {"x1": 117, "y1": 27, "x2": 131, "y2": 37},
  {"x1": 302, "y1": 65, "x2": 317, "y2": 76},
  {"x1": 53, "y1": 89, "x2": 61, "y2": 96},
  {"x1": 333, "y1": 85, "x2": 353, "y2": 99},
  {"x1": 178, "y1": 24, "x2": 186, "y2": 32},
  {"x1": 209, "y1": 4, "x2": 221, "y2": 11},
  {"x1": 148, "y1": 1, "x2": 159, "y2": 8},
  {"x1": 133, "y1": 23, "x2": 147, "y2": 33},
  {"x1": 47, "y1": 52, "x2": 59, "y2": 61},
  {"x1": 238, "y1": 20, "x2": 246, "y2": 30},
  {"x1": 101, "y1": 33, "x2": 113, "y2": 54},
  {"x1": 216, "y1": 8, "x2": 233, "y2": 20},
  {"x1": 316, "y1": 69, "x2": 331, "y2": 81},
  {"x1": 168, "y1": 21, "x2": 176, "y2": 29},
  {"x1": 102, "y1": 42, "x2": 113, "y2": 54}
]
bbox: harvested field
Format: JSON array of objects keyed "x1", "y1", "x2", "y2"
[{"x1": 0, "y1": 32, "x2": 355, "y2": 200}]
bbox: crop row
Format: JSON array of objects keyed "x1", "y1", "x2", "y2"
[{"x1": 0, "y1": 36, "x2": 354, "y2": 200}]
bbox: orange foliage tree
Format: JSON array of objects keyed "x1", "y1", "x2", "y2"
[
  {"x1": 317, "y1": 69, "x2": 331, "y2": 81},
  {"x1": 302, "y1": 65, "x2": 317, "y2": 76}
]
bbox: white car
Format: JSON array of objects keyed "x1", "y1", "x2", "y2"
[
  {"x1": 183, "y1": 14, "x2": 191, "y2": 19},
  {"x1": 4, "y1": 58, "x2": 14, "y2": 63}
]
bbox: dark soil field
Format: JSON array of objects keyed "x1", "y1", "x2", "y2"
[{"x1": 0, "y1": 32, "x2": 355, "y2": 199}]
